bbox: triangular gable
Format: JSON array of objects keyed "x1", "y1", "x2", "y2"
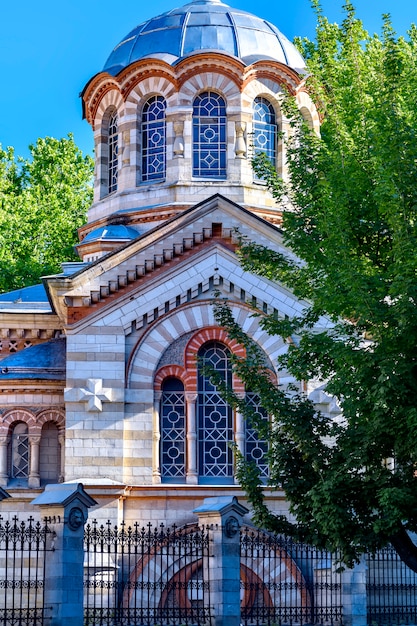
[{"x1": 44, "y1": 195, "x2": 298, "y2": 328}]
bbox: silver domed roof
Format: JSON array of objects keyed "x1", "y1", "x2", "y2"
[{"x1": 103, "y1": 0, "x2": 305, "y2": 75}]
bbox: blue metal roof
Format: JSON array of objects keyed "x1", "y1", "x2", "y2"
[
  {"x1": 104, "y1": 0, "x2": 306, "y2": 75},
  {"x1": 0, "y1": 284, "x2": 48, "y2": 303},
  {"x1": 0, "y1": 284, "x2": 51, "y2": 313},
  {"x1": 0, "y1": 339, "x2": 66, "y2": 380}
]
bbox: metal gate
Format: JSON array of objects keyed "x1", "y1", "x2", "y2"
[
  {"x1": 0, "y1": 515, "x2": 53, "y2": 626},
  {"x1": 367, "y1": 545, "x2": 417, "y2": 625},
  {"x1": 84, "y1": 521, "x2": 212, "y2": 626},
  {"x1": 240, "y1": 527, "x2": 343, "y2": 626}
]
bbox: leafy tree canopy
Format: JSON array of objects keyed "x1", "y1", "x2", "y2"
[
  {"x1": 214, "y1": 2, "x2": 417, "y2": 570},
  {"x1": 0, "y1": 134, "x2": 93, "y2": 293}
]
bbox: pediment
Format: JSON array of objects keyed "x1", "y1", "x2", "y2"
[{"x1": 44, "y1": 195, "x2": 300, "y2": 330}]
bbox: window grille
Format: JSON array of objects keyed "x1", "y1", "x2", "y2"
[
  {"x1": 11, "y1": 423, "x2": 29, "y2": 479},
  {"x1": 161, "y1": 378, "x2": 186, "y2": 481},
  {"x1": 197, "y1": 342, "x2": 233, "y2": 482},
  {"x1": 193, "y1": 92, "x2": 227, "y2": 179},
  {"x1": 108, "y1": 111, "x2": 118, "y2": 193},
  {"x1": 142, "y1": 96, "x2": 166, "y2": 182},
  {"x1": 245, "y1": 392, "x2": 269, "y2": 478},
  {"x1": 253, "y1": 97, "x2": 277, "y2": 168}
]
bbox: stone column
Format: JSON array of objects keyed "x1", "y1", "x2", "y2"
[
  {"x1": 235, "y1": 122, "x2": 246, "y2": 158},
  {"x1": 28, "y1": 435, "x2": 41, "y2": 489},
  {"x1": 122, "y1": 130, "x2": 131, "y2": 167},
  {"x1": 152, "y1": 392, "x2": 162, "y2": 484},
  {"x1": 186, "y1": 393, "x2": 198, "y2": 484},
  {"x1": 0, "y1": 437, "x2": 9, "y2": 487},
  {"x1": 173, "y1": 121, "x2": 185, "y2": 157},
  {"x1": 193, "y1": 496, "x2": 249, "y2": 626},
  {"x1": 58, "y1": 434, "x2": 65, "y2": 483},
  {"x1": 32, "y1": 483, "x2": 97, "y2": 626},
  {"x1": 235, "y1": 409, "x2": 245, "y2": 458},
  {"x1": 118, "y1": 125, "x2": 136, "y2": 190}
]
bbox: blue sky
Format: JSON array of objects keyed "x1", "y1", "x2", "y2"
[{"x1": 1, "y1": 0, "x2": 415, "y2": 159}]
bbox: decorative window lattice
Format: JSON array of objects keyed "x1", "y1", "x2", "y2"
[
  {"x1": 11, "y1": 423, "x2": 29, "y2": 479},
  {"x1": 193, "y1": 92, "x2": 227, "y2": 179},
  {"x1": 245, "y1": 392, "x2": 269, "y2": 478},
  {"x1": 142, "y1": 96, "x2": 166, "y2": 182},
  {"x1": 197, "y1": 341, "x2": 233, "y2": 481},
  {"x1": 108, "y1": 111, "x2": 118, "y2": 193},
  {"x1": 159, "y1": 345, "x2": 270, "y2": 484},
  {"x1": 161, "y1": 378, "x2": 186, "y2": 481},
  {"x1": 253, "y1": 97, "x2": 277, "y2": 169}
]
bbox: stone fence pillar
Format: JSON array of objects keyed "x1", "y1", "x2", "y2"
[
  {"x1": 194, "y1": 496, "x2": 248, "y2": 626},
  {"x1": 341, "y1": 558, "x2": 367, "y2": 626},
  {"x1": 32, "y1": 483, "x2": 97, "y2": 626}
]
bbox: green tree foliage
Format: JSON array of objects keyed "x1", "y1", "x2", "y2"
[
  {"x1": 0, "y1": 135, "x2": 93, "y2": 293},
  {"x1": 214, "y1": 3, "x2": 417, "y2": 570}
]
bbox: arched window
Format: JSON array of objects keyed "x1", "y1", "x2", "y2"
[
  {"x1": 142, "y1": 96, "x2": 166, "y2": 182},
  {"x1": 160, "y1": 378, "x2": 186, "y2": 482},
  {"x1": 10, "y1": 422, "x2": 29, "y2": 481},
  {"x1": 39, "y1": 422, "x2": 60, "y2": 485},
  {"x1": 197, "y1": 341, "x2": 233, "y2": 483},
  {"x1": 193, "y1": 92, "x2": 227, "y2": 179},
  {"x1": 108, "y1": 110, "x2": 119, "y2": 193},
  {"x1": 157, "y1": 340, "x2": 270, "y2": 485},
  {"x1": 253, "y1": 97, "x2": 277, "y2": 166}
]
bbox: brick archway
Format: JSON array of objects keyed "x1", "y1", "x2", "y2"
[
  {"x1": 128, "y1": 302, "x2": 284, "y2": 389},
  {"x1": 0, "y1": 409, "x2": 37, "y2": 437},
  {"x1": 154, "y1": 326, "x2": 246, "y2": 394}
]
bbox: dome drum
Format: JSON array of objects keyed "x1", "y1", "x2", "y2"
[{"x1": 79, "y1": 0, "x2": 318, "y2": 248}]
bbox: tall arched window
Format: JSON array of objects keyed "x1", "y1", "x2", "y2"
[
  {"x1": 253, "y1": 97, "x2": 277, "y2": 166},
  {"x1": 142, "y1": 96, "x2": 166, "y2": 182},
  {"x1": 39, "y1": 422, "x2": 60, "y2": 485},
  {"x1": 193, "y1": 92, "x2": 227, "y2": 179},
  {"x1": 158, "y1": 340, "x2": 270, "y2": 485},
  {"x1": 10, "y1": 422, "x2": 29, "y2": 481},
  {"x1": 160, "y1": 378, "x2": 186, "y2": 482},
  {"x1": 108, "y1": 110, "x2": 119, "y2": 193},
  {"x1": 197, "y1": 341, "x2": 233, "y2": 483}
]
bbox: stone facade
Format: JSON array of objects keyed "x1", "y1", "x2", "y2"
[{"x1": 0, "y1": 0, "x2": 333, "y2": 529}]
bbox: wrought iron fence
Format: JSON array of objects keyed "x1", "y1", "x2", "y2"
[
  {"x1": 240, "y1": 526, "x2": 343, "y2": 626},
  {"x1": 0, "y1": 515, "x2": 53, "y2": 626},
  {"x1": 84, "y1": 520, "x2": 212, "y2": 626},
  {"x1": 367, "y1": 545, "x2": 417, "y2": 625}
]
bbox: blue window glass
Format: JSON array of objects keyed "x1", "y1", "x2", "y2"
[
  {"x1": 161, "y1": 378, "x2": 186, "y2": 482},
  {"x1": 193, "y1": 92, "x2": 227, "y2": 179},
  {"x1": 108, "y1": 110, "x2": 118, "y2": 193},
  {"x1": 197, "y1": 341, "x2": 233, "y2": 483},
  {"x1": 253, "y1": 97, "x2": 277, "y2": 166},
  {"x1": 245, "y1": 392, "x2": 269, "y2": 479},
  {"x1": 142, "y1": 96, "x2": 166, "y2": 182}
]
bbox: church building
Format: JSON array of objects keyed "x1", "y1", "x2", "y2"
[{"x1": 0, "y1": 0, "x2": 326, "y2": 525}]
